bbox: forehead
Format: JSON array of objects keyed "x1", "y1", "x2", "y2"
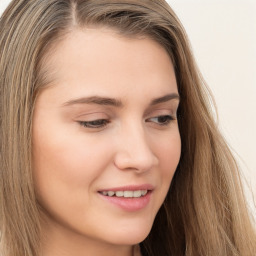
[{"x1": 38, "y1": 27, "x2": 177, "y2": 101}]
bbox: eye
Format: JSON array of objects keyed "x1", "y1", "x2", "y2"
[
  {"x1": 78, "y1": 119, "x2": 110, "y2": 129},
  {"x1": 146, "y1": 115, "x2": 174, "y2": 126}
]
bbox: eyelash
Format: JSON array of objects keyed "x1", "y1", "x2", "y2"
[
  {"x1": 147, "y1": 115, "x2": 175, "y2": 126},
  {"x1": 79, "y1": 119, "x2": 110, "y2": 128},
  {"x1": 78, "y1": 115, "x2": 175, "y2": 129}
]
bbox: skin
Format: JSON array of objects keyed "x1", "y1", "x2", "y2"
[{"x1": 32, "y1": 27, "x2": 181, "y2": 256}]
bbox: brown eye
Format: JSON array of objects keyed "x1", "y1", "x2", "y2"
[{"x1": 147, "y1": 115, "x2": 174, "y2": 126}]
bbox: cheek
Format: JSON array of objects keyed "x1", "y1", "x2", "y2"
[
  {"x1": 155, "y1": 129, "x2": 181, "y2": 189},
  {"x1": 32, "y1": 123, "x2": 112, "y2": 204}
]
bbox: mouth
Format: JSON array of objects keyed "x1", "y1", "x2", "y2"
[
  {"x1": 98, "y1": 185, "x2": 153, "y2": 211},
  {"x1": 99, "y1": 190, "x2": 149, "y2": 198}
]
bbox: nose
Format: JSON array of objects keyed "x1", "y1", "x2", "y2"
[{"x1": 113, "y1": 123, "x2": 158, "y2": 173}]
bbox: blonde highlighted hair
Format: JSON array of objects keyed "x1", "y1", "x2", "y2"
[{"x1": 0, "y1": 0, "x2": 255, "y2": 255}]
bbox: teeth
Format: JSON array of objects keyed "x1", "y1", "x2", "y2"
[
  {"x1": 101, "y1": 190, "x2": 148, "y2": 198},
  {"x1": 124, "y1": 191, "x2": 133, "y2": 197},
  {"x1": 133, "y1": 190, "x2": 142, "y2": 198},
  {"x1": 141, "y1": 190, "x2": 147, "y2": 196},
  {"x1": 107, "y1": 191, "x2": 115, "y2": 197},
  {"x1": 116, "y1": 191, "x2": 124, "y2": 197}
]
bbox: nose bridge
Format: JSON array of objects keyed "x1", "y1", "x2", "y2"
[{"x1": 114, "y1": 119, "x2": 158, "y2": 172}]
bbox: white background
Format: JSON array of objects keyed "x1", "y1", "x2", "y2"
[
  {"x1": 1, "y1": 0, "x2": 255, "y2": 216},
  {"x1": 168, "y1": 0, "x2": 256, "y2": 217}
]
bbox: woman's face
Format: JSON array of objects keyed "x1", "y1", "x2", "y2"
[{"x1": 32, "y1": 28, "x2": 181, "y2": 248}]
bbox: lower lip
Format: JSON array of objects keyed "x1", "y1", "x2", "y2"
[{"x1": 99, "y1": 191, "x2": 152, "y2": 212}]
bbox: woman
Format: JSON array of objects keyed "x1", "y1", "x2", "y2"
[{"x1": 0, "y1": 0, "x2": 255, "y2": 255}]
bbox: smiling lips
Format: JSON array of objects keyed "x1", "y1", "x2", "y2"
[
  {"x1": 100, "y1": 190, "x2": 148, "y2": 198},
  {"x1": 98, "y1": 185, "x2": 153, "y2": 211}
]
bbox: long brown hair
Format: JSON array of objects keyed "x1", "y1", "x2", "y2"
[{"x1": 0, "y1": 0, "x2": 255, "y2": 255}]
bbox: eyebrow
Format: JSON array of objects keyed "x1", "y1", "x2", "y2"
[
  {"x1": 62, "y1": 96, "x2": 123, "y2": 107},
  {"x1": 62, "y1": 93, "x2": 180, "y2": 107},
  {"x1": 150, "y1": 93, "x2": 180, "y2": 105}
]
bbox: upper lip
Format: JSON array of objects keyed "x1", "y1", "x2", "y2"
[{"x1": 98, "y1": 184, "x2": 154, "y2": 192}]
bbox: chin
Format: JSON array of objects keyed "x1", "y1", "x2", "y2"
[{"x1": 104, "y1": 222, "x2": 153, "y2": 246}]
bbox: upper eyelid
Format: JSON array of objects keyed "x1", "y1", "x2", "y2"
[
  {"x1": 79, "y1": 114, "x2": 175, "y2": 124},
  {"x1": 146, "y1": 114, "x2": 175, "y2": 121},
  {"x1": 73, "y1": 105, "x2": 178, "y2": 120},
  {"x1": 145, "y1": 108, "x2": 177, "y2": 118},
  {"x1": 76, "y1": 111, "x2": 177, "y2": 121},
  {"x1": 70, "y1": 101, "x2": 179, "y2": 116},
  {"x1": 78, "y1": 119, "x2": 110, "y2": 128},
  {"x1": 74, "y1": 112, "x2": 110, "y2": 120}
]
